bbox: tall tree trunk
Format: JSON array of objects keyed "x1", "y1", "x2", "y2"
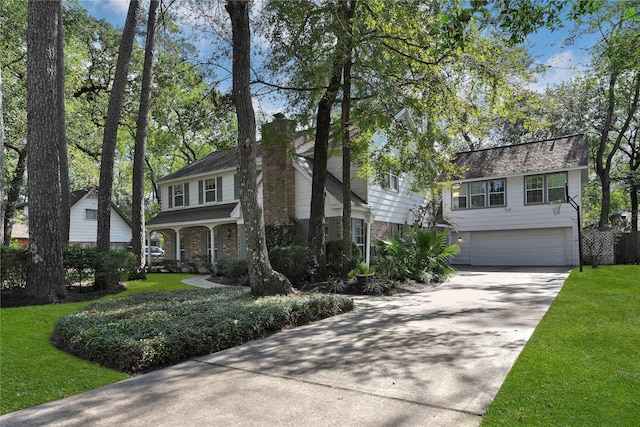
[
  {"x1": 630, "y1": 173, "x2": 638, "y2": 232},
  {"x1": 308, "y1": 6, "x2": 348, "y2": 279},
  {"x1": 225, "y1": 0, "x2": 292, "y2": 296},
  {"x1": 132, "y1": 0, "x2": 159, "y2": 276},
  {"x1": 96, "y1": 0, "x2": 140, "y2": 259},
  {"x1": 57, "y1": 0, "x2": 70, "y2": 245},
  {"x1": 597, "y1": 71, "x2": 640, "y2": 229},
  {"x1": 0, "y1": 72, "x2": 4, "y2": 244},
  {"x1": 3, "y1": 146, "x2": 27, "y2": 245},
  {"x1": 25, "y1": 0, "x2": 66, "y2": 302},
  {"x1": 341, "y1": 0, "x2": 356, "y2": 278}
]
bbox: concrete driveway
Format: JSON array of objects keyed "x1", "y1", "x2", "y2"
[{"x1": 0, "y1": 267, "x2": 571, "y2": 426}]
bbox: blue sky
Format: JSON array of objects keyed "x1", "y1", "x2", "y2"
[{"x1": 78, "y1": 0, "x2": 596, "y2": 96}]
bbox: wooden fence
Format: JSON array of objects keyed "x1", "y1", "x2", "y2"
[
  {"x1": 582, "y1": 230, "x2": 639, "y2": 265},
  {"x1": 615, "y1": 231, "x2": 640, "y2": 264}
]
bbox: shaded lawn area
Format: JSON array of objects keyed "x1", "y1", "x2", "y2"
[
  {"x1": 482, "y1": 265, "x2": 640, "y2": 426},
  {"x1": 0, "y1": 274, "x2": 194, "y2": 415}
]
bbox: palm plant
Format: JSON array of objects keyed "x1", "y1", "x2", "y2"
[{"x1": 374, "y1": 224, "x2": 459, "y2": 282}]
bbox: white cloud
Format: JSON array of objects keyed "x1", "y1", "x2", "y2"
[{"x1": 529, "y1": 50, "x2": 583, "y2": 92}]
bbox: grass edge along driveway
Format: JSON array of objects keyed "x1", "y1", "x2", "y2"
[
  {"x1": 482, "y1": 265, "x2": 640, "y2": 426},
  {"x1": 0, "y1": 274, "x2": 198, "y2": 415}
]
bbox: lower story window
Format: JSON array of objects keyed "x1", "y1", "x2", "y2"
[{"x1": 352, "y1": 219, "x2": 364, "y2": 253}]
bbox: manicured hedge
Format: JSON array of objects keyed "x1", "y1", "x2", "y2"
[{"x1": 51, "y1": 287, "x2": 353, "y2": 373}]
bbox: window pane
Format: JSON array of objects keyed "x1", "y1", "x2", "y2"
[
  {"x1": 469, "y1": 182, "x2": 485, "y2": 207},
  {"x1": 526, "y1": 176, "x2": 543, "y2": 190},
  {"x1": 469, "y1": 182, "x2": 485, "y2": 195},
  {"x1": 548, "y1": 187, "x2": 565, "y2": 202},
  {"x1": 490, "y1": 179, "x2": 504, "y2": 193},
  {"x1": 174, "y1": 195, "x2": 183, "y2": 206},
  {"x1": 85, "y1": 209, "x2": 97, "y2": 220},
  {"x1": 452, "y1": 183, "x2": 466, "y2": 196},
  {"x1": 490, "y1": 193, "x2": 505, "y2": 206},
  {"x1": 453, "y1": 183, "x2": 467, "y2": 209},
  {"x1": 547, "y1": 173, "x2": 566, "y2": 188},
  {"x1": 174, "y1": 184, "x2": 183, "y2": 195},
  {"x1": 526, "y1": 189, "x2": 543, "y2": 204},
  {"x1": 471, "y1": 195, "x2": 485, "y2": 207}
]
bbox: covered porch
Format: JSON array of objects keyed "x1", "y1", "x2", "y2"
[{"x1": 145, "y1": 203, "x2": 244, "y2": 267}]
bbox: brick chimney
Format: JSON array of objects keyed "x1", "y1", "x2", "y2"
[{"x1": 261, "y1": 115, "x2": 297, "y2": 227}]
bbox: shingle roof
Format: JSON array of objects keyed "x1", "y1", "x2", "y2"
[
  {"x1": 70, "y1": 189, "x2": 89, "y2": 206},
  {"x1": 146, "y1": 203, "x2": 238, "y2": 227},
  {"x1": 158, "y1": 149, "x2": 244, "y2": 183},
  {"x1": 453, "y1": 134, "x2": 588, "y2": 180}
]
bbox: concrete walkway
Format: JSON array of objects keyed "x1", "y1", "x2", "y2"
[
  {"x1": 0, "y1": 267, "x2": 571, "y2": 426},
  {"x1": 180, "y1": 275, "x2": 226, "y2": 289}
]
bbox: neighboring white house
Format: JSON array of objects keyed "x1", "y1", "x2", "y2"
[
  {"x1": 441, "y1": 134, "x2": 589, "y2": 266},
  {"x1": 146, "y1": 116, "x2": 426, "y2": 263},
  {"x1": 15, "y1": 189, "x2": 132, "y2": 249}
]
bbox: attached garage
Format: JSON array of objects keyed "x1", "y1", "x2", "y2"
[{"x1": 469, "y1": 228, "x2": 571, "y2": 266}]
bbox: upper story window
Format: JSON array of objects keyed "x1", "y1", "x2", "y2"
[
  {"x1": 452, "y1": 178, "x2": 506, "y2": 210},
  {"x1": 205, "y1": 178, "x2": 216, "y2": 202},
  {"x1": 199, "y1": 177, "x2": 223, "y2": 204},
  {"x1": 385, "y1": 171, "x2": 399, "y2": 192},
  {"x1": 173, "y1": 184, "x2": 184, "y2": 207},
  {"x1": 452, "y1": 183, "x2": 468, "y2": 209},
  {"x1": 168, "y1": 182, "x2": 189, "y2": 208},
  {"x1": 469, "y1": 182, "x2": 486, "y2": 208},
  {"x1": 489, "y1": 179, "x2": 506, "y2": 206},
  {"x1": 85, "y1": 208, "x2": 97, "y2": 220},
  {"x1": 525, "y1": 172, "x2": 567, "y2": 204}
]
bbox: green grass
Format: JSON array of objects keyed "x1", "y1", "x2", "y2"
[
  {"x1": 482, "y1": 265, "x2": 640, "y2": 426},
  {"x1": 0, "y1": 274, "x2": 194, "y2": 415}
]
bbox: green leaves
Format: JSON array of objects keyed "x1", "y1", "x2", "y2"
[{"x1": 51, "y1": 287, "x2": 354, "y2": 373}]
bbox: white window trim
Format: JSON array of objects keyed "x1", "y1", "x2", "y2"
[
  {"x1": 205, "y1": 178, "x2": 216, "y2": 203},
  {"x1": 173, "y1": 183, "x2": 184, "y2": 207},
  {"x1": 452, "y1": 179, "x2": 506, "y2": 210},
  {"x1": 385, "y1": 171, "x2": 400, "y2": 192},
  {"x1": 525, "y1": 172, "x2": 567, "y2": 205}
]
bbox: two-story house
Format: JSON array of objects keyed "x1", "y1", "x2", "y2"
[
  {"x1": 442, "y1": 134, "x2": 589, "y2": 266},
  {"x1": 145, "y1": 117, "x2": 426, "y2": 264}
]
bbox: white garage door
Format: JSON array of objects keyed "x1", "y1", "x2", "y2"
[{"x1": 470, "y1": 228, "x2": 569, "y2": 266}]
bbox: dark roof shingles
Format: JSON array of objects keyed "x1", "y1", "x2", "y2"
[
  {"x1": 146, "y1": 203, "x2": 237, "y2": 226},
  {"x1": 454, "y1": 134, "x2": 588, "y2": 180},
  {"x1": 158, "y1": 149, "x2": 240, "y2": 182}
]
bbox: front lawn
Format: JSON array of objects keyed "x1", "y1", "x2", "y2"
[
  {"x1": 0, "y1": 274, "x2": 194, "y2": 415},
  {"x1": 1, "y1": 274, "x2": 353, "y2": 415},
  {"x1": 482, "y1": 265, "x2": 640, "y2": 425}
]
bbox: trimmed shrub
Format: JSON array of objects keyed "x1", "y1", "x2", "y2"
[
  {"x1": 1, "y1": 245, "x2": 136, "y2": 291},
  {"x1": 325, "y1": 239, "x2": 361, "y2": 276},
  {"x1": 51, "y1": 287, "x2": 354, "y2": 373},
  {"x1": 268, "y1": 245, "x2": 315, "y2": 285},
  {"x1": 0, "y1": 246, "x2": 29, "y2": 290},
  {"x1": 215, "y1": 255, "x2": 248, "y2": 278}
]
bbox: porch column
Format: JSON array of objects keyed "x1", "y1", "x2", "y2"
[
  {"x1": 145, "y1": 230, "x2": 151, "y2": 267},
  {"x1": 210, "y1": 225, "x2": 216, "y2": 265},
  {"x1": 175, "y1": 229, "x2": 181, "y2": 262}
]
